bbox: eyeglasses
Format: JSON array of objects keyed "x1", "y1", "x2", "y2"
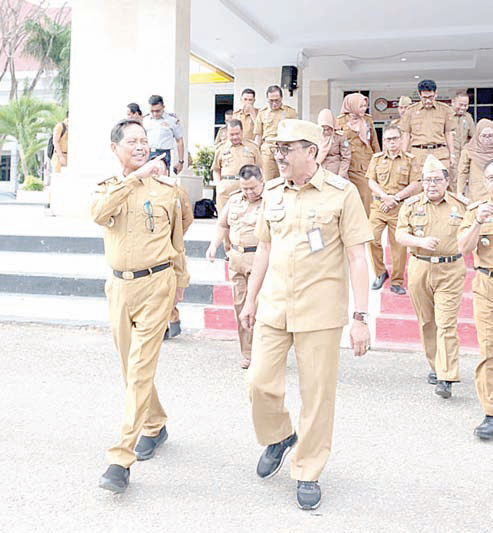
[
  {"x1": 383, "y1": 136, "x2": 400, "y2": 142},
  {"x1": 143, "y1": 200, "x2": 154, "y2": 232},
  {"x1": 479, "y1": 134, "x2": 493, "y2": 139},
  {"x1": 271, "y1": 145, "x2": 298, "y2": 156},
  {"x1": 421, "y1": 177, "x2": 445, "y2": 185}
]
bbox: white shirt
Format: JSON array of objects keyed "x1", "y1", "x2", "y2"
[{"x1": 143, "y1": 112, "x2": 184, "y2": 150}]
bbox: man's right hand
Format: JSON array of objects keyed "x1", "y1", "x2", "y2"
[
  {"x1": 134, "y1": 154, "x2": 167, "y2": 179},
  {"x1": 206, "y1": 244, "x2": 217, "y2": 262},
  {"x1": 476, "y1": 203, "x2": 493, "y2": 224},
  {"x1": 420, "y1": 236, "x2": 440, "y2": 251},
  {"x1": 240, "y1": 300, "x2": 257, "y2": 331}
]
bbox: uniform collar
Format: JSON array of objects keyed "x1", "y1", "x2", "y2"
[
  {"x1": 285, "y1": 165, "x2": 324, "y2": 191},
  {"x1": 417, "y1": 101, "x2": 437, "y2": 111},
  {"x1": 224, "y1": 140, "x2": 244, "y2": 149},
  {"x1": 422, "y1": 191, "x2": 451, "y2": 205},
  {"x1": 383, "y1": 149, "x2": 404, "y2": 160}
]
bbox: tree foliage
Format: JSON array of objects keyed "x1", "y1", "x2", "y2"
[{"x1": 0, "y1": 92, "x2": 62, "y2": 178}]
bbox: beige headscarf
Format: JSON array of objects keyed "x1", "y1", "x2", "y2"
[
  {"x1": 463, "y1": 118, "x2": 493, "y2": 170},
  {"x1": 339, "y1": 93, "x2": 370, "y2": 145},
  {"x1": 317, "y1": 109, "x2": 338, "y2": 161}
]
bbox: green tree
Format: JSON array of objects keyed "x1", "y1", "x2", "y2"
[
  {"x1": 0, "y1": 92, "x2": 60, "y2": 178},
  {"x1": 23, "y1": 14, "x2": 71, "y2": 103}
]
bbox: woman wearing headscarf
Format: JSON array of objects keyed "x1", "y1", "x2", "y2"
[
  {"x1": 457, "y1": 119, "x2": 493, "y2": 202},
  {"x1": 338, "y1": 93, "x2": 380, "y2": 215},
  {"x1": 316, "y1": 109, "x2": 351, "y2": 178}
]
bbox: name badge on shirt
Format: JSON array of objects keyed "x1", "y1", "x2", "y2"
[{"x1": 307, "y1": 227, "x2": 325, "y2": 253}]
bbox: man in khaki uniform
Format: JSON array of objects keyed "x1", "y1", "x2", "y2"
[
  {"x1": 396, "y1": 155, "x2": 467, "y2": 399},
  {"x1": 390, "y1": 95, "x2": 412, "y2": 130},
  {"x1": 233, "y1": 88, "x2": 258, "y2": 142},
  {"x1": 449, "y1": 90, "x2": 476, "y2": 192},
  {"x1": 240, "y1": 119, "x2": 372, "y2": 511},
  {"x1": 91, "y1": 119, "x2": 189, "y2": 493},
  {"x1": 254, "y1": 85, "x2": 297, "y2": 181},
  {"x1": 214, "y1": 109, "x2": 234, "y2": 147},
  {"x1": 400, "y1": 80, "x2": 456, "y2": 177},
  {"x1": 367, "y1": 125, "x2": 421, "y2": 295},
  {"x1": 165, "y1": 183, "x2": 194, "y2": 339},
  {"x1": 206, "y1": 164, "x2": 263, "y2": 369},
  {"x1": 458, "y1": 161, "x2": 493, "y2": 440},
  {"x1": 212, "y1": 119, "x2": 261, "y2": 214}
]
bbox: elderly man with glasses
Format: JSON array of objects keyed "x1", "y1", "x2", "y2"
[
  {"x1": 91, "y1": 119, "x2": 189, "y2": 493},
  {"x1": 240, "y1": 119, "x2": 373, "y2": 510},
  {"x1": 367, "y1": 125, "x2": 421, "y2": 295},
  {"x1": 397, "y1": 155, "x2": 468, "y2": 399}
]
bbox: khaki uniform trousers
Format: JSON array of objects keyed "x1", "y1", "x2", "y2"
[
  {"x1": 247, "y1": 321, "x2": 342, "y2": 481},
  {"x1": 472, "y1": 273, "x2": 493, "y2": 415},
  {"x1": 228, "y1": 251, "x2": 254, "y2": 358},
  {"x1": 260, "y1": 145, "x2": 280, "y2": 181},
  {"x1": 348, "y1": 169, "x2": 371, "y2": 217},
  {"x1": 408, "y1": 256, "x2": 466, "y2": 381},
  {"x1": 369, "y1": 206, "x2": 407, "y2": 285},
  {"x1": 105, "y1": 267, "x2": 176, "y2": 468},
  {"x1": 217, "y1": 179, "x2": 241, "y2": 252},
  {"x1": 410, "y1": 146, "x2": 450, "y2": 176}
]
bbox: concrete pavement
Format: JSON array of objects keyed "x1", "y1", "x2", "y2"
[{"x1": 1, "y1": 322, "x2": 492, "y2": 532}]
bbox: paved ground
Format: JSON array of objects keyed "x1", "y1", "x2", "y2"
[{"x1": 1, "y1": 323, "x2": 492, "y2": 532}]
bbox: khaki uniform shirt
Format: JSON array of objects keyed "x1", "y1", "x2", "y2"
[
  {"x1": 254, "y1": 104, "x2": 297, "y2": 146},
  {"x1": 318, "y1": 131, "x2": 351, "y2": 178},
  {"x1": 399, "y1": 101, "x2": 455, "y2": 146},
  {"x1": 90, "y1": 174, "x2": 189, "y2": 287},
  {"x1": 212, "y1": 140, "x2": 261, "y2": 177},
  {"x1": 460, "y1": 201, "x2": 493, "y2": 268},
  {"x1": 452, "y1": 112, "x2": 475, "y2": 154},
  {"x1": 232, "y1": 108, "x2": 259, "y2": 142},
  {"x1": 255, "y1": 167, "x2": 373, "y2": 332},
  {"x1": 397, "y1": 192, "x2": 466, "y2": 256},
  {"x1": 457, "y1": 148, "x2": 488, "y2": 201},
  {"x1": 337, "y1": 113, "x2": 380, "y2": 172},
  {"x1": 214, "y1": 126, "x2": 227, "y2": 147},
  {"x1": 366, "y1": 149, "x2": 420, "y2": 199}
]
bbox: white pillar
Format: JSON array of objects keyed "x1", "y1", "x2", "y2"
[{"x1": 51, "y1": 0, "x2": 191, "y2": 216}]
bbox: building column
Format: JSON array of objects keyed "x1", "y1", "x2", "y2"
[{"x1": 51, "y1": 0, "x2": 191, "y2": 216}]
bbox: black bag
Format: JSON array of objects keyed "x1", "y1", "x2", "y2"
[
  {"x1": 194, "y1": 198, "x2": 217, "y2": 219},
  {"x1": 47, "y1": 122, "x2": 67, "y2": 159}
]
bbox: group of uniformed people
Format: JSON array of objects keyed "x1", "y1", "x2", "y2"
[{"x1": 92, "y1": 79, "x2": 493, "y2": 512}]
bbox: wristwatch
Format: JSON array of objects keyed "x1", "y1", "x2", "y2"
[
  {"x1": 353, "y1": 311, "x2": 369, "y2": 324},
  {"x1": 178, "y1": 160, "x2": 185, "y2": 164}
]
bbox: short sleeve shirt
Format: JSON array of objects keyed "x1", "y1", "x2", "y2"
[
  {"x1": 212, "y1": 140, "x2": 261, "y2": 176},
  {"x1": 459, "y1": 202, "x2": 493, "y2": 268},
  {"x1": 366, "y1": 150, "x2": 419, "y2": 195},
  {"x1": 399, "y1": 101, "x2": 455, "y2": 145},
  {"x1": 143, "y1": 112, "x2": 184, "y2": 150},
  {"x1": 253, "y1": 104, "x2": 297, "y2": 144},
  {"x1": 255, "y1": 167, "x2": 373, "y2": 332}
]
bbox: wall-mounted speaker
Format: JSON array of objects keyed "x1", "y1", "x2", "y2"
[{"x1": 281, "y1": 65, "x2": 298, "y2": 96}]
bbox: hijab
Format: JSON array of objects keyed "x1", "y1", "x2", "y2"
[
  {"x1": 339, "y1": 93, "x2": 370, "y2": 145},
  {"x1": 463, "y1": 118, "x2": 493, "y2": 170},
  {"x1": 317, "y1": 108, "x2": 338, "y2": 161}
]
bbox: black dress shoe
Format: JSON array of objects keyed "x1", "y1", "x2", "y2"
[
  {"x1": 135, "y1": 425, "x2": 168, "y2": 461},
  {"x1": 99, "y1": 464, "x2": 130, "y2": 493},
  {"x1": 297, "y1": 481, "x2": 321, "y2": 510},
  {"x1": 257, "y1": 432, "x2": 298, "y2": 479},
  {"x1": 474, "y1": 415, "x2": 493, "y2": 440},
  {"x1": 390, "y1": 284, "x2": 406, "y2": 295},
  {"x1": 427, "y1": 371, "x2": 437, "y2": 385},
  {"x1": 371, "y1": 271, "x2": 389, "y2": 290},
  {"x1": 435, "y1": 380, "x2": 452, "y2": 399}
]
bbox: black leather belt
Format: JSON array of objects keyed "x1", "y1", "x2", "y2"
[
  {"x1": 231, "y1": 244, "x2": 257, "y2": 253},
  {"x1": 475, "y1": 267, "x2": 493, "y2": 278},
  {"x1": 413, "y1": 254, "x2": 462, "y2": 264},
  {"x1": 222, "y1": 175, "x2": 239, "y2": 180},
  {"x1": 113, "y1": 262, "x2": 171, "y2": 280},
  {"x1": 411, "y1": 144, "x2": 446, "y2": 150}
]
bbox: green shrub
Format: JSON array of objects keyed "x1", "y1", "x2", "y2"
[
  {"x1": 192, "y1": 145, "x2": 214, "y2": 185},
  {"x1": 22, "y1": 175, "x2": 44, "y2": 191}
]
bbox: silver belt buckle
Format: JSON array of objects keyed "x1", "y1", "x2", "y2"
[
  {"x1": 237, "y1": 245, "x2": 244, "y2": 253},
  {"x1": 122, "y1": 271, "x2": 134, "y2": 280},
  {"x1": 430, "y1": 256, "x2": 439, "y2": 263}
]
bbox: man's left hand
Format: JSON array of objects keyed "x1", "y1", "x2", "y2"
[
  {"x1": 174, "y1": 287, "x2": 184, "y2": 306},
  {"x1": 350, "y1": 320, "x2": 371, "y2": 357},
  {"x1": 173, "y1": 161, "x2": 184, "y2": 175}
]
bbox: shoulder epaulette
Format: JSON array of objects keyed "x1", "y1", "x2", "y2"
[
  {"x1": 265, "y1": 177, "x2": 285, "y2": 190},
  {"x1": 466, "y1": 199, "x2": 487, "y2": 211},
  {"x1": 373, "y1": 152, "x2": 384, "y2": 158},
  {"x1": 259, "y1": 105, "x2": 269, "y2": 112},
  {"x1": 97, "y1": 176, "x2": 119, "y2": 186},
  {"x1": 229, "y1": 189, "x2": 243, "y2": 198},
  {"x1": 325, "y1": 173, "x2": 349, "y2": 190},
  {"x1": 337, "y1": 114, "x2": 345, "y2": 119},
  {"x1": 404, "y1": 152, "x2": 415, "y2": 158},
  {"x1": 404, "y1": 195, "x2": 420, "y2": 206},
  {"x1": 448, "y1": 192, "x2": 470, "y2": 206},
  {"x1": 153, "y1": 175, "x2": 176, "y2": 187},
  {"x1": 335, "y1": 130, "x2": 344, "y2": 136},
  {"x1": 168, "y1": 112, "x2": 178, "y2": 118}
]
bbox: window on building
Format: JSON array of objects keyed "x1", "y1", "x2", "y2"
[
  {"x1": 214, "y1": 94, "x2": 234, "y2": 139},
  {"x1": 0, "y1": 155, "x2": 11, "y2": 182},
  {"x1": 465, "y1": 88, "x2": 493, "y2": 121}
]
